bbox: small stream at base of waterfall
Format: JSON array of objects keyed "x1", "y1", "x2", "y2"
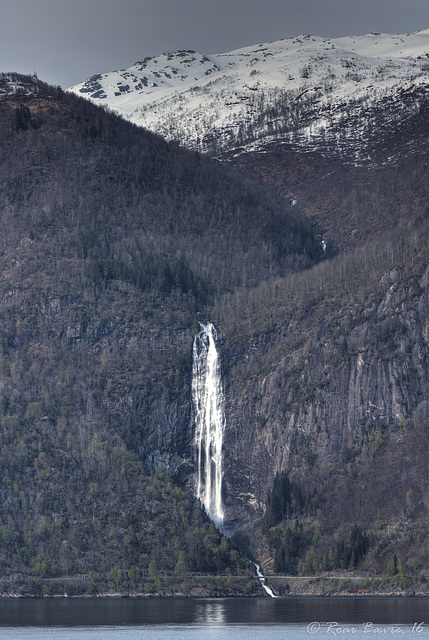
[{"x1": 250, "y1": 561, "x2": 278, "y2": 598}]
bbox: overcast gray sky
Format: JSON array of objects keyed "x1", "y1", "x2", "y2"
[{"x1": 1, "y1": 0, "x2": 429, "y2": 89}]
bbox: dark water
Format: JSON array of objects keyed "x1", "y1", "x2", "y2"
[{"x1": 0, "y1": 597, "x2": 428, "y2": 627}]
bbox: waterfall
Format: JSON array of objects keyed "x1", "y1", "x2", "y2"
[
  {"x1": 253, "y1": 562, "x2": 278, "y2": 598},
  {"x1": 192, "y1": 322, "x2": 225, "y2": 529}
]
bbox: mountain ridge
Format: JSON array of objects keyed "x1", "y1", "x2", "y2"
[
  {"x1": 69, "y1": 29, "x2": 429, "y2": 161},
  {"x1": 68, "y1": 29, "x2": 429, "y2": 255}
]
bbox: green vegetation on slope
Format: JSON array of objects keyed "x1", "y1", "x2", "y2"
[
  {"x1": 0, "y1": 418, "x2": 244, "y2": 579},
  {"x1": 0, "y1": 74, "x2": 322, "y2": 587}
]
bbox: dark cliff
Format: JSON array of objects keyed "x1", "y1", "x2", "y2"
[{"x1": 215, "y1": 216, "x2": 429, "y2": 575}]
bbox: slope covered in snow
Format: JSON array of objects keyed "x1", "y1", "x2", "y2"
[{"x1": 69, "y1": 30, "x2": 429, "y2": 160}]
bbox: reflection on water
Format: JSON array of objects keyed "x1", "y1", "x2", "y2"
[{"x1": 195, "y1": 600, "x2": 227, "y2": 625}]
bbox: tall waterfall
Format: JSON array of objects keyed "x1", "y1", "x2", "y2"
[{"x1": 192, "y1": 322, "x2": 225, "y2": 529}]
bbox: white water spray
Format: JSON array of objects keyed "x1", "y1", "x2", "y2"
[
  {"x1": 192, "y1": 322, "x2": 225, "y2": 529},
  {"x1": 253, "y1": 562, "x2": 278, "y2": 598}
]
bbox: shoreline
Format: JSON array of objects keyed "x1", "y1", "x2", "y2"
[
  {"x1": 1, "y1": 593, "x2": 429, "y2": 599},
  {"x1": 0, "y1": 572, "x2": 428, "y2": 599},
  {"x1": 1, "y1": 589, "x2": 429, "y2": 599}
]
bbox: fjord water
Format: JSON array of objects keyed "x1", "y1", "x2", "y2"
[{"x1": 1, "y1": 598, "x2": 428, "y2": 639}]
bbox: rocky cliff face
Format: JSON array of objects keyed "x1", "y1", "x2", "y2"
[{"x1": 212, "y1": 232, "x2": 429, "y2": 552}]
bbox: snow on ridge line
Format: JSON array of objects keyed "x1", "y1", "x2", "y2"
[
  {"x1": 69, "y1": 28, "x2": 429, "y2": 98},
  {"x1": 67, "y1": 29, "x2": 429, "y2": 159}
]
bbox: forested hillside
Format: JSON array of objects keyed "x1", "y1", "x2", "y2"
[
  {"x1": 1, "y1": 74, "x2": 318, "y2": 299},
  {"x1": 2, "y1": 70, "x2": 429, "y2": 596},
  {"x1": 0, "y1": 73, "x2": 320, "y2": 594}
]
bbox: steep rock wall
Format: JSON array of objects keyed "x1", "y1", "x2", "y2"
[{"x1": 219, "y1": 264, "x2": 429, "y2": 532}]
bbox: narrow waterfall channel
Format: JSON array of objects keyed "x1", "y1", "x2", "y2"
[
  {"x1": 192, "y1": 322, "x2": 225, "y2": 530},
  {"x1": 192, "y1": 323, "x2": 277, "y2": 596},
  {"x1": 253, "y1": 562, "x2": 278, "y2": 598}
]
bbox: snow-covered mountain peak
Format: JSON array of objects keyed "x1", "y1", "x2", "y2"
[
  {"x1": 69, "y1": 29, "x2": 429, "y2": 161},
  {"x1": 72, "y1": 49, "x2": 222, "y2": 107}
]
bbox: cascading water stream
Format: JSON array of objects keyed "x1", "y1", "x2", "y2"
[
  {"x1": 192, "y1": 322, "x2": 225, "y2": 529},
  {"x1": 192, "y1": 323, "x2": 277, "y2": 594},
  {"x1": 253, "y1": 562, "x2": 278, "y2": 598}
]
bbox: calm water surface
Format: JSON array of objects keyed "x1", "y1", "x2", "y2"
[{"x1": 0, "y1": 598, "x2": 428, "y2": 639}]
